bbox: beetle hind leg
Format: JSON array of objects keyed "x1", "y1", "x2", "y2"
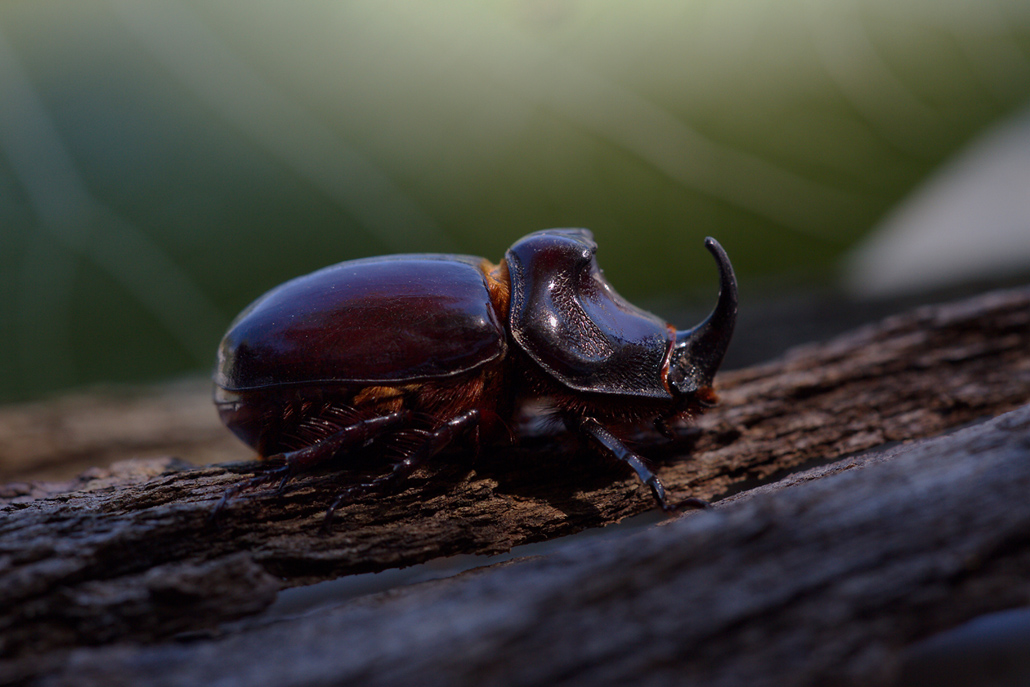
[
  {"x1": 322, "y1": 409, "x2": 481, "y2": 531},
  {"x1": 212, "y1": 409, "x2": 413, "y2": 520}
]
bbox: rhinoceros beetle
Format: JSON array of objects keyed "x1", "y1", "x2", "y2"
[{"x1": 213, "y1": 229, "x2": 737, "y2": 522}]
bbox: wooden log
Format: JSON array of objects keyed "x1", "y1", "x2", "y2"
[
  {"x1": 6, "y1": 403, "x2": 1030, "y2": 687},
  {"x1": 0, "y1": 286, "x2": 1028, "y2": 683}
]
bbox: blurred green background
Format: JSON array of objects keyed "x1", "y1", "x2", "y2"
[{"x1": 1, "y1": 0, "x2": 1029, "y2": 403}]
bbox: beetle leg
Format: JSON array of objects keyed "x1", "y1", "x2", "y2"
[
  {"x1": 569, "y1": 416, "x2": 710, "y2": 512},
  {"x1": 275, "y1": 409, "x2": 413, "y2": 475},
  {"x1": 322, "y1": 409, "x2": 481, "y2": 531},
  {"x1": 212, "y1": 410, "x2": 412, "y2": 520}
]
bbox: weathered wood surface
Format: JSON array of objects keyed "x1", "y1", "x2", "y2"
[
  {"x1": 9, "y1": 404, "x2": 1030, "y2": 687},
  {"x1": 0, "y1": 286, "x2": 1028, "y2": 685}
]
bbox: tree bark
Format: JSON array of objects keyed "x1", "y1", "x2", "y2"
[
  {"x1": 1, "y1": 286, "x2": 1028, "y2": 685},
  {"x1": 11, "y1": 405, "x2": 1030, "y2": 687}
]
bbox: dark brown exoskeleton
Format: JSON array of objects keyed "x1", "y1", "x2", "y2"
[{"x1": 214, "y1": 229, "x2": 737, "y2": 523}]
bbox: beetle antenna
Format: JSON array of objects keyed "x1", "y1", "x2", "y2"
[{"x1": 669, "y1": 237, "x2": 738, "y2": 396}]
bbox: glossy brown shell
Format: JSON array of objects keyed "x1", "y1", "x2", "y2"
[
  {"x1": 214, "y1": 255, "x2": 507, "y2": 392},
  {"x1": 505, "y1": 229, "x2": 675, "y2": 400}
]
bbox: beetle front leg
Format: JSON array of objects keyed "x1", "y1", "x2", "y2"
[{"x1": 569, "y1": 416, "x2": 710, "y2": 512}]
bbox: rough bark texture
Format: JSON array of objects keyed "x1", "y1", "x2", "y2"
[
  {"x1": 1, "y1": 286, "x2": 1029, "y2": 686},
  {"x1": 11, "y1": 406, "x2": 1030, "y2": 687}
]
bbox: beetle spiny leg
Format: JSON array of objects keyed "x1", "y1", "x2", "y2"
[
  {"x1": 208, "y1": 460, "x2": 293, "y2": 524},
  {"x1": 211, "y1": 410, "x2": 413, "y2": 524},
  {"x1": 321, "y1": 409, "x2": 481, "y2": 532},
  {"x1": 272, "y1": 463, "x2": 295, "y2": 495},
  {"x1": 210, "y1": 484, "x2": 242, "y2": 524},
  {"x1": 279, "y1": 410, "x2": 413, "y2": 474}
]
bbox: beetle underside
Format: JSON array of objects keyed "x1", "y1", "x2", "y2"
[{"x1": 215, "y1": 372, "x2": 709, "y2": 526}]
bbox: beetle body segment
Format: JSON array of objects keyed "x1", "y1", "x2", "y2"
[
  {"x1": 215, "y1": 255, "x2": 506, "y2": 391},
  {"x1": 214, "y1": 255, "x2": 509, "y2": 458},
  {"x1": 214, "y1": 229, "x2": 737, "y2": 516},
  {"x1": 507, "y1": 229, "x2": 674, "y2": 400}
]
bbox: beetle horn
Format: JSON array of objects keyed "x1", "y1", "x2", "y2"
[{"x1": 668, "y1": 237, "x2": 738, "y2": 396}]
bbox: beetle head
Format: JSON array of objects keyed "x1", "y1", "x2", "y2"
[{"x1": 667, "y1": 238, "x2": 738, "y2": 399}]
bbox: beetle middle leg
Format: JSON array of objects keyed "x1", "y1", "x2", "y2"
[
  {"x1": 322, "y1": 409, "x2": 481, "y2": 530},
  {"x1": 568, "y1": 416, "x2": 710, "y2": 512}
]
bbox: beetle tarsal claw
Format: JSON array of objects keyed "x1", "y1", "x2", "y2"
[
  {"x1": 210, "y1": 462, "x2": 293, "y2": 521},
  {"x1": 212, "y1": 231, "x2": 737, "y2": 522},
  {"x1": 646, "y1": 476, "x2": 669, "y2": 509}
]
